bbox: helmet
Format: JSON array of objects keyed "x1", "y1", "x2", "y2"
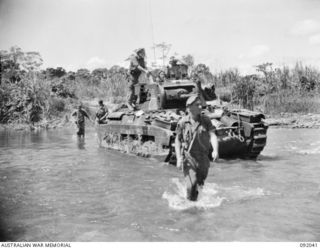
[{"x1": 135, "y1": 48, "x2": 145, "y2": 54}]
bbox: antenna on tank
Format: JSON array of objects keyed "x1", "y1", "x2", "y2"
[{"x1": 148, "y1": 0, "x2": 157, "y2": 67}]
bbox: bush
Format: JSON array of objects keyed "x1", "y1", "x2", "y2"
[
  {"x1": 51, "y1": 80, "x2": 76, "y2": 98},
  {"x1": 0, "y1": 75, "x2": 51, "y2": 124},
  {"x1": 215, "y1": 86, "x2": 232, "y2": 102},
  {"x1": 48, "y1": 97, "x2": 66, "y2": 116},
  {"x1": 73, "y1": 68, "x2": 129, "y2": 101},
  {"x1": 231, "y1": 76, "x2": 256, "y2": 110},
  {"x1": 262, "y1": 91, "x2": 320, "y2": 114}
]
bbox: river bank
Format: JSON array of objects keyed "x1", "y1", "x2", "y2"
[
  {"x1": 263, "y1": 113, "x2": 320, "y2": 128},
  {"x1": 0, "y1": 115, "x2": 73, "y2": 132},
  {"x1": 1, "y1": 111, "x2": 320, "y2": 132}
]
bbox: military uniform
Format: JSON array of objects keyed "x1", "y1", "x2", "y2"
[
  {"x1": 127, "y1": 52, "x2": 147, "y2": 106},
  {"x1": 96, "y1": 104, "x2": 108, "y2": 124},
  {"x1": 72, "y1": 109, "x2": 90, "y2": 137},
  {"x1": 176, "y1": 113, "x2": 216, "y2": 201}
]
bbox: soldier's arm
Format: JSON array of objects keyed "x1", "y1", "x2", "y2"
[
  {"x1": 100, "y1": 108, "x2": 109, "y2": 120},
  {"x1": 71, "y1": 111, "x2": 78, "y2": 124},
  {"x1": 175, "y1": 136, "x2": 183, "y2": 168},
  {"x1": 174, "y1": 122, "x2": 184, "y2": 169},
  {"x1": 83, "y1": 110, "x2": 93, "y2": 122},
  {"x1": 194, "y1": 77, "x2": 207, "y2": 105},
  {"x1": 204, "y1": 115, "x2": 219, "y2": 160},
  {"x1": 131, "y1": 57, "x2": 148, "y2": 74},
  {"x1": 210, "y1": 131, "x2": 219, "y2": 161},
  {"x1": 138, "y1": 65, "x2": 148, "y2": 74},
  {"x1": 83, "y1": 110, "x2": 89, "y2": 119}
]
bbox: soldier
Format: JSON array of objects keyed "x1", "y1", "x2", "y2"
[
  {"x1": 155, "y1": 70, "x2": 167, "y2": 85},
  {"x1": 72, "y1": 104, "x2": 92, "y2": 138},
  {"x1": 175, "y1": 95, "x2": 219, "y2": 201},
  {"x1": 127, "y1": 48, "x2": 150, "y2": 110},
  {"x1": 191, "y1": 72, "x2": 209, "y2": 107},
  {"x1": 95, "y1": 100, "x2": 109, "y2": 124}
]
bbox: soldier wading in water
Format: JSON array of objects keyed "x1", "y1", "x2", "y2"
[
  {"x1": 175, "y1": 95, "x2": 219, "y2": 201},
  {"x1": 72, "y1": 104, "x2": 92, "y2": 138}
]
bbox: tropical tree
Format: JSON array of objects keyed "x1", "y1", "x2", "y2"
[
  {"x1": 0, "y1": 46, "x2": 43, "y2": 83},
  {"x1": 191, "y1": 63, "x2": 214, "y2": 84},
  {"x1": 0, "y1": 46, "x2": 48, "y2": 124},
  {"x1": 255, "y1": 62, "x2": 277, "y2": 93},
  {"x1": 76, "y1": 68, "x2": 90, "y2": 80},
  {"x1": 91, "y1": 68, "x2": 108, "y2": 80},
  {"x1": 181, "y1": 54, "x2": 195, "y2": 68},
  {"x1": 45, "y1": 67, "x2": 67, "y2": 79}
]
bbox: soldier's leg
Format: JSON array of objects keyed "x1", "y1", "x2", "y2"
[
  {"x1": 127, "y1": 74, "x2": 140, "y2": 106},
  {"x1": 195, "y1": 155, "x2": 210, "y2": 187},
  {"x1": 82, "y1": 126, "x2": 85, "y2": 138},
  {"x1": 184, "y1": 166, "x2": 199, "y2": 201},
  {"x1": 127, "y1": 83, "x2": 135, "y2": 105},
  {"x1": 77, "y1": 123, "x2": 85, "y2": 138},
  {"x1": 76, "y1": 123, "x2": 81, "y2": 137}
]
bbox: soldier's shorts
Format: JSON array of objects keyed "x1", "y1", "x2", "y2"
[
  {"x1": 183, "y1": 153, "x2": 210, "y2": 201},
  {"x1": 127, "y1": 73, "x2": 141, "y2": 104},
  {"x1": 76, "y1": 122, "x2": 85, "y2": 136}
]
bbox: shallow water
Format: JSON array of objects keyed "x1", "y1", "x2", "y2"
[{"x1": 0, "y1": 127, "x2": 320, "y2": 241}]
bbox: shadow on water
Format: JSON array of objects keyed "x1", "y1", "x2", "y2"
[
  {"x1": 0, "y1": 198, "x2": 25, "y2": 241},
  {"x1": 258, "y1": 154, "x2": 283, "y2": 161},
  {"x1": 0, "y1": 213, "x2": 10, "y2": 242}
]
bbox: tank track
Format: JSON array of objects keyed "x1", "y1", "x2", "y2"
[
  {"x1": 244, "y1": 123, "x2": 268, "y2": 159},
  {"x1": 101, "y1": 131, "x2": 170, "y2": 158}
]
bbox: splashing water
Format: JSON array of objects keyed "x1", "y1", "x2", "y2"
[
  {"x1": 299, "y1": 146, "x2": 320, "y2": 155},
  {"x1": 162, "y1": 178, "x2": 225, "y2": 210},
  {"x1": 282, "y1": 139, "x2": 320, "y2": 155},
  {"x1": 163, "y1": 178, "x2": 269, "y2": 210}
]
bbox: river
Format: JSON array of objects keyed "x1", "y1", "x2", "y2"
[{"x1": 0, "y1": 127, "x2": 320, "y2": 242}]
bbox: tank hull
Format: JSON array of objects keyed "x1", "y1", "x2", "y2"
[{"x1": 96, "y1": 108, "x2": 268, "y2": 163}]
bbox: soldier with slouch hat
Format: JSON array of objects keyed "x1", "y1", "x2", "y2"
[{"x1": 175, "y1": 95, "x2": 219, "y2": 201}]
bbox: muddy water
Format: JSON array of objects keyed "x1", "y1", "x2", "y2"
[{"x1": 0, "y1": 127, "x2": 320, "y2": 241}]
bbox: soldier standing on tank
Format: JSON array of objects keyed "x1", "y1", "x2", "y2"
[
  {"x1": 191, "y1": 72, "x2": 210, "y2": 107},
  {"x1": 175, "y1": 95, "x2": 219, "y2": 201},
  {"x1": 127, "y1": 48, "x2": 150, "y2": 110}
]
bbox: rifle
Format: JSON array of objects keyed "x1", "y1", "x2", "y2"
[{"x1": 181, "y1": 121, "x2": 201, "y2": 171}]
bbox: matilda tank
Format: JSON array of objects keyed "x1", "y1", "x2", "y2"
[{"x1": 96, "y1": 63, "x2": 268, "y2": 163}]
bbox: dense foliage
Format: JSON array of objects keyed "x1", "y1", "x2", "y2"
[
  {"x1": 0, "y1": 46, "x2": 130, "y2": 125},
  {"x1": 212, "y1": 62, "x2": 320, "y2": 113}
]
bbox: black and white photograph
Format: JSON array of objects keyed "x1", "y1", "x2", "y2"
[{"x1": 0, "y1": 0, "x2": 320, "y2": 245}]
